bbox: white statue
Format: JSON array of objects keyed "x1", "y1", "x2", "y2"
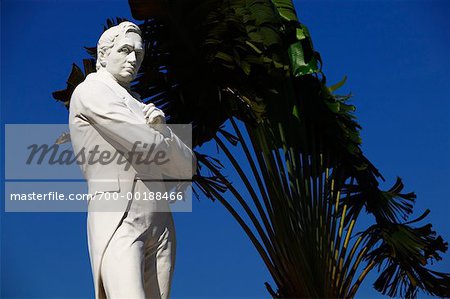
[{"x1": 69, "y1": 21, "x2": 195, "y2": 299}]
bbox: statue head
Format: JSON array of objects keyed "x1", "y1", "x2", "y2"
[{"x1": 96, "y1": 21, "x2": 144, "y2": 85}]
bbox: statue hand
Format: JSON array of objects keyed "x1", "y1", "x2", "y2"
[
  {"x1": 143, "y1": 103, "x2": 170, "y2": 136},
  {"x1": 143, "y1": 103, "x2": 166, "y2": 125}
]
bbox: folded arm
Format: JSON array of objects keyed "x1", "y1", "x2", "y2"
[{"x1": 71, "y1": 80, "x2": 195, "y2": 178}]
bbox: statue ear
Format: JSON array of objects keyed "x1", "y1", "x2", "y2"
[{"x1": 98, "y1": 51, "x2": 107, "y2": 67}]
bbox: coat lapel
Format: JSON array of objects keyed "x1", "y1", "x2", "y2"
[{"x1": 86, "y1": 72, "x2": 146, "y2": 123}]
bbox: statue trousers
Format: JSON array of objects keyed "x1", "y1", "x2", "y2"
[{"x1": 98, "y1": 179, "x2": 176, "y2": 299}]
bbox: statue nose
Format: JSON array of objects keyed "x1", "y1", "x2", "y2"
[{"x1": 128, "y1": 52, "x2": 137, "y2": 65}]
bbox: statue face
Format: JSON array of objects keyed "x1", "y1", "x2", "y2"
[{"x1": 104, "y1": 32, "x2": 144, "y2": 84}]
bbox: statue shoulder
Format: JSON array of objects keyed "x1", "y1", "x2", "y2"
[{"x1": 72, "y1": 78, "x2": 119, "y2": 105}]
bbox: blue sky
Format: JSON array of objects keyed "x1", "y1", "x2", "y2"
[{"x1": 1, "y1": 0, "x2": 449, "y2": 298}]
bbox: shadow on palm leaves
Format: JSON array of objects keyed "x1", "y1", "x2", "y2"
[{"x1": 53, "y1": 0, "x2": 450, "y2": 297}]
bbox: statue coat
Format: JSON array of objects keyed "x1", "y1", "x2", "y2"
[{"x1": 69, "y1": 71, "x2": 194, "y2": 299}]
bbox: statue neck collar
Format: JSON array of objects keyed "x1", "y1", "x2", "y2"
[{"x1": 92, "y1": 70, "x2": 132, "y2": 91}]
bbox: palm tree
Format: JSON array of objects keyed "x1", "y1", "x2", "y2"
[{"x1": 53, "y1": 0, "x2": 450, "y2": 297}]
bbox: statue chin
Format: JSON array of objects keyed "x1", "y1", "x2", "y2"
[{"x1": 115, "y1": 73, "x2": 135, "y2": 84}]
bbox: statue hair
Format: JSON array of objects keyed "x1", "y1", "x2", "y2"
[{"x1": 96, "y1": 21, "x2": 142, "y2": 70}]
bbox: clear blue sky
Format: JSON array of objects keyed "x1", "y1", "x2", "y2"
[{"x1": 1, "y1": 0, "x2": 449, "y2": 298}]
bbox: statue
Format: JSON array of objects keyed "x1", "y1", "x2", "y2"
[{"x1": 69, "y1": 21, "x2": 195, "y2": 299}]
